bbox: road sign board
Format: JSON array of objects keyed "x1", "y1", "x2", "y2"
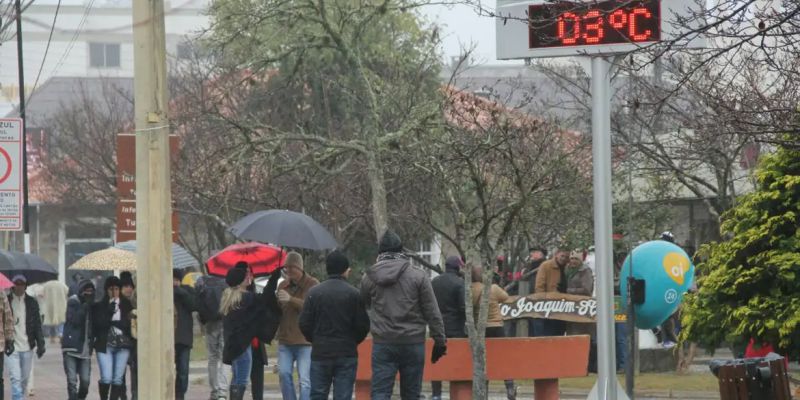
[
  {"x1": 496, "y1": 0, "x2": 706, "y2": 59},
  {"x1": 116, "y1": 133, "x2": 180, "y2": 242},
  {"x1": 0, "y1": 118, "x2": 23, "y2": 231}
]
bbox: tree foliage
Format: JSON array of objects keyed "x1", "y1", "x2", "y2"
[{"x1": 682, "y1": 144, "x2": 800, "y2": 356}]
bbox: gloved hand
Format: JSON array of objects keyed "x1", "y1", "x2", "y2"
[
  {"x1": 277, "y1": 290, "x2": 291, "y2": 303},
  {"x1": 36, "y1": 346, "x2": 45, "y2": 359},
  {"x1": 4, "y1": 341, "x2": 13, "y2": 356},
  {"x1": 431, "y1": 343, "x2": 447, "y2": 364}
]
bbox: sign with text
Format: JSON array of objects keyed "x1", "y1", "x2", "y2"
[
  {"x1": 116, "y1": 133, "x2": 180, "y2": 242},
  {"x1": 501, "y1": 293, "x2": 628, "y2": 323},
  {"x1": 0, "y1": 119, "x2": 23, "y2": 230}
]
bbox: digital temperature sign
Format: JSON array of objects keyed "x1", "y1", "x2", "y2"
[{"x1": 528, "y1": 0, "x2": 661, "y2": 48}]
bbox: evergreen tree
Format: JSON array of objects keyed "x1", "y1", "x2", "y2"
[{"x1": 682, "y1": 144, "x2": 800, "y2": 356}]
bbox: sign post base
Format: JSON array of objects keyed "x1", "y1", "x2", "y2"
[{"x1": 587, "y1": 380, "x2": 631, "y2": 400}]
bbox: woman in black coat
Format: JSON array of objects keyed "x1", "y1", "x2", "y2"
[
  {"x1": 92, "y1": 276, "x2": 134, "y2": 400},
  {"x1": 221, "y1": 263, "x2": 281, "y2": 400}
]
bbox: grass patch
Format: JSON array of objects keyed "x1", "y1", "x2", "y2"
[{"x1": 560, "y1": 373, "x2": 718, "y2": 392}]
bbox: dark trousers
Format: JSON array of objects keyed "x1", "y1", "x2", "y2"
[
  {"x1": 533, "y1": 319, "x2": 566, "y2": 337},
  {"x1": 63, "y1": 353, "x2": 91, "y2": 400},
  {"x1": 371, "y1": 343, "x2": 425, "y2": 400},
  {"x1": 127, "y1": 345, "x2": 137, "y2": 400},
  {"x1": 175, "y1": 344, "x2": 191, "y2": 398},
  {"x1": 614, "y1": 322, "x2": 628, "y2": 371},
  {"x1": 250, "y1": 344, "x2": 265, "y2": 400},
  {"x1": 0, "y1": 352, "x2": 4, "y2": 400},
  {"x1": 310, "y1": 357, "x2": 357, "y2": 400},
  {"x1": 486, "y1": 327, "x2": 515, "y2": 392}
]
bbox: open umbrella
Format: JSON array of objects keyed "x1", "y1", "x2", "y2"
[
  {"x1": 207, "y1": 242, "x2": 286, "y2": 277},
  {"x1": 70, "y1": 248, "x2": 137, "y2": 272},
  {"x1": 114, "y1": 240, "x2": 199, "y2": 270},
  {"x1": 229, "y1": 209, "x2": 339, "y2": 250},
  {"x1": 0, "y1": 250, "x2": 58, "y2": 284},
  {"x1": 0, "y1": 273, "x2": 12, "y2": 289}
]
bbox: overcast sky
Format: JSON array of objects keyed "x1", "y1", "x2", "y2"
[{"x1": 421, "y1": 2, "x2": 522, "y2": 66}]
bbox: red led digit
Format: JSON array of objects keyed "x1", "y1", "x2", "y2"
[
  {"x1": 558, "y1": 12, "x2": 581, "y2": 44},
  {"x1": 629, "y1": 7, "x2": 653, "y2": 41},
  {"x1": 583, "y1": 10, "x2": 604, "y2": 43},
  {"x1": 609, "y1": 9, "x2": 627, "y2": 29}
]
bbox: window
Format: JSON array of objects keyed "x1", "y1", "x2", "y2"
[{"x1": 89, "y1": 43, "x2": 121, "y2": 68}]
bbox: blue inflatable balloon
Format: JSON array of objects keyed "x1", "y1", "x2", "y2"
[{"x1": 620, "y1": 240, "x2": 695, "y2": 329}]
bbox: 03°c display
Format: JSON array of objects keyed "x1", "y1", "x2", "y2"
[{"x1": 528, "y1": 0, "x2": 661, "y2": 48}]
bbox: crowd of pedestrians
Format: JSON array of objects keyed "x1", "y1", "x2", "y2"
[{"x1": 0, "y1": 228, "x2": 650, "y2": 400}]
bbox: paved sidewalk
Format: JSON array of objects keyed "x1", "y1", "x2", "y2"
[{"x1": 8, "y1": 348, "x2": 723, "y2": 399}]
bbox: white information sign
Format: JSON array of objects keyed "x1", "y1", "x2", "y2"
[{"x1": 0, "y1": 119, "x2": 23, "y2": 231}]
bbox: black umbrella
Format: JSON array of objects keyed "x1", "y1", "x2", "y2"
[
  {"x1": 229, "y1": 210, "x2": 339, "y2": 250},
  {"x1": 0, "y1": 250, "x2": 58, "y2": 284}
]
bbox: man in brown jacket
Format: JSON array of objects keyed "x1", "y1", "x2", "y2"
[
  {"x1": 0, "y1": 294, "x2": 15, "y2": 398},
  {"x1": 277, "y1": 252, "x2": 319, "y2": 400},
  {"x1": 533, "y1": 248, "x2": 570, "y2": 337}
]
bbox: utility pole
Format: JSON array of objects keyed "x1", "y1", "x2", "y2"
[
  {"x1": 15, "y1": 0, "x2": 31, "y2": 254},
  {"x1": 132, "y1": 0, "x2": 175, "y2": 396}
]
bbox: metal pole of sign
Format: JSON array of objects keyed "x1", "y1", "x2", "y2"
[
  {"x1": 590, "y1": 55, "x2": 619, "y2": 400},
  {"x1": 14, "y1": 0, "x2": 31, "y2": 254}
]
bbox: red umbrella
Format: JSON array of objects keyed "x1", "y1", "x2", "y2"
[
  {"x1": 207, "y1": 242, "x2": 286, "y2": 277},
  {"x1": 0, "y1": 273, "x2": 11, "y2": 289}
]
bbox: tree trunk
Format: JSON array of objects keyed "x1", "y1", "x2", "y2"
[{"x1": 365, "y1": 150, "x2": 389, "y2": 242}]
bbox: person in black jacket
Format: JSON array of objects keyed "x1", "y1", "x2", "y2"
[
  {"x1": 221, "y1": 263, "x2": 281, "y2": 400},
  {"x1": 92, "y1": 276, "x2": 134, "y2": 400},
  {"x1": 7, "y1": 275, "x2": 45, "y2": 400},
  {"x1": 173, "y1": 270, "x2": 196, "y2": 400},
  {"x1": 299, "y1": 250, "x2": 369, "y2": 400},
  {"x1": 429, "y1": 255, "x2": 466, "y2": 400},
  {"x1": 62, "y1": 279, "x2": 95, "y2": 400}
]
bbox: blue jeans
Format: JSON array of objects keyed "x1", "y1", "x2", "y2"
[
  {"x1": 7, "y1": 350, "x2": 33, "y2": 400},
  {"x1": 97, "y1": 346, "x2": 130, "y2": 385},
  {"x1": 310, "y1": 357, "x2": 357, "y2": 400},
  {"x1": 230, "y1": 346, "x2": 252, "y2": 387},
  {"x1": 371, "y1": 343, "x2": 425, "y2": 400},
  {"x1": 278, "y1": 344, "x2": 311, "y2": 400},
  {"x1": 615, "y1": 322, "x2": 628, "y2": 371},
  {"x1": 175, "y1": 344, "x2": 191, "y2": 396},
  {"x1": 63, "y1": 354, "x2": 92, "y2": 400}
]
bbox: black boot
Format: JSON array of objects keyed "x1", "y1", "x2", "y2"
[
  {"x1": 228, "y1": 385, "x2": 246, "y2": 400},
  {"x1": 110, "y1": 384, "x2": 124, "y2": 400},
  {"x1": 98, "y1": 381, "x2": 111, "y2": 400}
]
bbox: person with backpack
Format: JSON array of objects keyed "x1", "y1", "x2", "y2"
[{"x1": 196, "y1": 273, "x2": 228, "y2": 400}]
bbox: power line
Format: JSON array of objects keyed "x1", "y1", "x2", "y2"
[
  {"x1": 27, "y1": 0, "x2": 61, "y2": 103},
  {"x1": 47, "y1": 0, "x2": 95, "y2": 78}
]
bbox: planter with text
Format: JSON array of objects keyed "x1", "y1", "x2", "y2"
[{"x1": 501, "y1": 293, "x2": 627, "y2": 322}]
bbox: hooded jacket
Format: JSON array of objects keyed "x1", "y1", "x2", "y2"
[
  {"x1": 566, "y1": 264, "x2": 594, "y2": 296},
  {"x1": 62, "y1": 280, "x2": 94, "y2": 354},
  {"x1": 360, "y1": 253, "x2": 446, "y2": 345}
]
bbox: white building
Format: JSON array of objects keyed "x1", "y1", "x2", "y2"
[{"x1": 0, "y1": 0, "x2": 210, "y2": 104}]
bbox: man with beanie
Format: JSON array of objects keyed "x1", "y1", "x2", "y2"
[
  {"x1": 276, "y1": 252, "x2": 319, "y2": 400},
  {"x1": 62, "y1": 279, "x2": 95, "y2": 400},
  {"x1": 7, "y1": 275, "x2": 45, "y2": 400},
  {"x1": 173, "y1": 269, "x2": 197, "y2": 400},
  {"x1": 360, "y1": 230, "x2": 446, "y2": 400},
  {"x1": 299, "y1": 250, "x2": 369, "y2": 400},
  {"x1": 429, "y1": 255, "x2": 466, "y2": 400}
]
